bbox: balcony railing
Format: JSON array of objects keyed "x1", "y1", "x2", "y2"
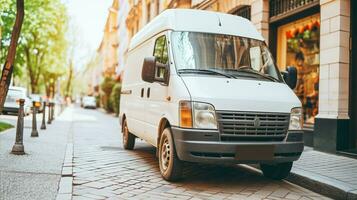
[{"x1": 270, "y1": 0, "x2": 319, "y2": 18}]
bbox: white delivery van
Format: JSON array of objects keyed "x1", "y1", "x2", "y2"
[{"x1": 120, "y1": 9, "x2": 304, "y2": 181}]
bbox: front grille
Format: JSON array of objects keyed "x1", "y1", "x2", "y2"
[{"x1": 216, "y1": 111, "x2": 290, "y2": 141}]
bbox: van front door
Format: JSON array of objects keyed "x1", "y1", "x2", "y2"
[{"x1": 144, "y1": 34, "x2": 170, "y2": 146}]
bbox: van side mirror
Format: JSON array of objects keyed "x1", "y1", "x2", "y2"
[
  {"x1": 142, "y1": 57, "x2": 156, "y2": 83},
  {"x1": 282, "y1": 66, "x2": 297, "y2": 89},
  {"x1": 142, "y1": 56, "x2": 169, "y2": 84}
]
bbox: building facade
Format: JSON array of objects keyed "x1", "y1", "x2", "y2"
[
  {"x1": 123, "y1": 0, "x2": 355, "y2": 155},
  {"x1": 117, "y1": 0, "x2": 131, "y2": 77},
  {"x1": 97, "y1": 0, "x2": 120, "y2": 78}
]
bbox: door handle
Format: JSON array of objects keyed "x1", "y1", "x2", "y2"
[
  {"x1": 121, "y1": 90, "x2": 132, "y2": 95},
  {"x1": 147, "y1": 87, "x2": 150, "y2": 98},
  {"x1": 141, "y1": 88, "x2": 144, "y2": 98}
]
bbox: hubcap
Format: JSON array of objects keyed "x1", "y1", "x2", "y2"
[{"x1": 161, "y1": 137, "x2": 170, "y2": 172}]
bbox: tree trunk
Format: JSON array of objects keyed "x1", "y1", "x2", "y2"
[
  {"x1": 0, "y1": 0, "x2": 25, "y2": 113},
  {"x1": 31, "y1": 80, "x2": 39, "y2": 94},
  {"x1": 65, "y1": 61, "x2": 73, "y2": 99}
]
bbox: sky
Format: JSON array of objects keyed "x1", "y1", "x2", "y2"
[{"x1": 62, "y1": 0, "x2": 113, "y2": 70}]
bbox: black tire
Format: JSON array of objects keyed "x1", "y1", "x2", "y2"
[
  {"x1": 158, "y1": 128, "x2": 183, "y2": 181},
  {"x1": 122, "y1": 119, "x2": 135, "y2": 150},
  {"x1": 260, "y1": 162, "x2": 293, "y2": 180}
]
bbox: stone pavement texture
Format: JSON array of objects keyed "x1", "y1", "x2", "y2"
[
  {"x1": 0, "y1": 108, "x2": 71, "y2": 200},
  {"x1": 70, "y1": 107, "x2": 330, "y2": 200},
  {"x1": 288, "y1": 148, "x2": 357, "y2": 200}
]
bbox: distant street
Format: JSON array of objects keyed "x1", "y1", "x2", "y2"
[{"x1": 69, "y1": 107, "x2": 330, "y2": 200}]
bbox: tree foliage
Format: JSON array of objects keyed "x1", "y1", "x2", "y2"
[{"x1": 0, "y1": 0, "x2": 68, "y2": 94}]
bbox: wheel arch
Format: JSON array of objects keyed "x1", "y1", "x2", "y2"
[
  {"x1": 121, "y1": 114, "x2": 126, "y2": 132},
  {"x1": 157, "y1": 117, "x2": 171, "y2": 147}
]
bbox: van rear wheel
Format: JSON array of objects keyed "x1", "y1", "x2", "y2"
[
  {"x1": 122, "y1": 119, "x2": 135, "y2": 150},
  {"x1": 260, "y1": 162, "x2": 293, "y2": 180},
  {"x1": 159, "y1": 128, "x2": 182, "y2": 181}
]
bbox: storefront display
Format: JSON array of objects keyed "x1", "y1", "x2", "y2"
[{"x1": 276, "y1": 14, "x2": 320, "y2": 125}]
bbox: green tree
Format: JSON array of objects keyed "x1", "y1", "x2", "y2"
[
  {"x1": 0, "y1": 0, "x2": 68, "y2": 94},
  {"x1": 100, "y1": 77, "x2": 115, "y2": 112},
  {"x1": 0, "y1": 0, "x2": 23, "y2": 78},
  {"x1": 110, "y1": 82, "x2": 121, "y2": 116}
]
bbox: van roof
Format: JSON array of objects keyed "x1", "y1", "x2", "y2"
[{"x1": 129, "y1": 9, "x2": 265, "y2": 50}]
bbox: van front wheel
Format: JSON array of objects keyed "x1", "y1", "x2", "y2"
[
  {"x1": 122, "y1": 119, "x2": 135, "y2": 150},
  {"x1": 260, "y1": 162, "x2": 293, "y2": 180},
  {"x1": 159, "y1": 128, "x2": 182, "y2": 181}
]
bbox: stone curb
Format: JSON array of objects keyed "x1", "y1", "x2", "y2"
[
  {"x1": 56, "y1": 143, "x2": 74, "y2": 200},
  {"x1": 287, "y1": 168, "x2": 357, "y2": 200}
]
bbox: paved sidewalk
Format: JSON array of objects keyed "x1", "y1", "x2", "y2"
[
  {"x1": 0, "y1": 108, "x2": 71, "y2": 200},
  {"x1": 288, "y1": 147, "x2": 357, "y2": 200}
]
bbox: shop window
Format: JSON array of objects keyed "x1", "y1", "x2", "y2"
[
  {"x1": 277, "y1": 14, "x2": 320, "y2": 125},
  {"x1": 231, "y1": 5, "x2": 251, "y2": 20}
]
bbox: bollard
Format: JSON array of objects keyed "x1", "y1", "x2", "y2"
[
  {"x1": 40, "y1": 102, "x2": 46, "y2": 130},
  {"x1": 31, "y1": 101, "x2": 39, "y2": 137},
  {"x1": 51, "y1": 102, "x2": 55, "y2": 121},
  {"x1": 47, "y1": 102, "x2": 52, "y2": 124},
  {"x1": 11, "y1": 99, "x2": 25, "y2": 155}
]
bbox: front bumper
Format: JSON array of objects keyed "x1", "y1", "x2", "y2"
[{"x1": 172, "y1": 127, "x2": 304, "y2": 164}]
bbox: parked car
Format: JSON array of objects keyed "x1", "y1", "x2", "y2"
[
  {"x1": 119, "y1": 9, "x2": 304, "y2": 181},
  {"x1": 82, "y1": 96, "x2": 96, "y2": 109},
  {"x1": 3, "y1": 86, "x2": 31, "y2": 115},
  {"x1": 30, "y1": 94, "x2": 44, "y2": 113}
]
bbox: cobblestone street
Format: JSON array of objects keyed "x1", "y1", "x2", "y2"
[{"x1": 70, "y1": 107, "x2": 329, "y2": 200}]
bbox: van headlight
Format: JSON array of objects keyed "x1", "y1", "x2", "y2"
[
  {"x1": 179, "y1": 101, "x2": 217, "y2": 129},
  {"x1": 193, "y1": 102, "x2": 217, "y2": 129},
  {"x1": 289, "y1": 107, "x2": 303, "y2": 130}
]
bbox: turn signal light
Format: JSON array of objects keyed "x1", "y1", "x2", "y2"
[{"x1": 179, "y1": 101, "x2": 192, "y2": 128}]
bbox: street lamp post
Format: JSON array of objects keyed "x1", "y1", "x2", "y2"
[
  {"x1": 31, "y1": 101, "x2": 39, "y2": 137},
  {"x1": 11, "y1": 99, "x2": 25, "y2": 155}
]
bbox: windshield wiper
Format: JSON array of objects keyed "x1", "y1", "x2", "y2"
[
  {"x1": 178, "y1": 68, "x2": 235, "y2": 79},
  {"x1": 234, "y1": 68, "x2": 280, "y2": 82}
]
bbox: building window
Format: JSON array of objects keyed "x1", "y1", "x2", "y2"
[
  {"x1": 231, "y1": 5, "x2": 251, "y2": 20},
  {"x1": 270, "y1": 0, "x2": 319, "y2": 18},
  {"x1": 147, "y1": 2, "x2": 151, "y2": 22},
  {"x1": 156, "y1": 0, "x2": 160, "y2": 15},
  {"x1": 276, "y1": 14, "x2": 320, "y2": 125},
  {"x1": 136, "y1": 20, "x2": 139, "y2": 33}
]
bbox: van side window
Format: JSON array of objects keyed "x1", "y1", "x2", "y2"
[
  {"x1": 153, "y1": 35, "x2": 169, "y2": 80},
  {"x1": 153, "y1": 35, "x2": 168, "y2": 65}
]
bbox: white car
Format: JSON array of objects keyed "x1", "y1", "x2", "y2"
[
  {"x1": 119, "y1": 9, "x2": 303, "y2": 181},
  {"x1": 3, "y1": 86, "x2": 31, "y2": 115},
  {"x1": 82, "y1": 96, "x2": 96, "y2": 109}
]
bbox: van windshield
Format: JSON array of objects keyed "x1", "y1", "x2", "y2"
[{"x1": 171, "y1": 31, "x2": 282, "y2": 82}]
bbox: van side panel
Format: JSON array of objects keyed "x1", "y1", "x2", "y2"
[{"x1": 120, "y1": 40, "x2": 152, "y2": 140}]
